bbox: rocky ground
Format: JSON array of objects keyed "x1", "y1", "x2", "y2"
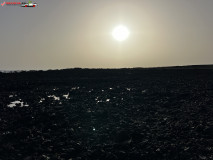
[{"x1": 0, "y1": 68, "x2": 212, "y2": 160}]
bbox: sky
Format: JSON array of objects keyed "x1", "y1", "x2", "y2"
[{"x1": 0, "y1": 0, "x2": 213, "y2": 70}]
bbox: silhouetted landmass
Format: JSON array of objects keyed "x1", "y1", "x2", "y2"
[
  {"x1": 149, "y1": 64, "x2": 213, "y2": 69},
  {"x1": 0, "y1": 66, "x2": 213, "y2": 160}
]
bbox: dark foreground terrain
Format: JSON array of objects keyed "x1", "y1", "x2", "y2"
[{"x1": 0, "y1": 67, "x2": 213, "y2": 160}]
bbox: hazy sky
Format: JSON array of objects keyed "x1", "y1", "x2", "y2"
[{"x1": 0, "y1": 0, "x2": 213, "y2": 70}]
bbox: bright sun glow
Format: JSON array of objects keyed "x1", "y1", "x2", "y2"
[{"x1": 112, "y1": 25, "x2": 129, "y2": 41}]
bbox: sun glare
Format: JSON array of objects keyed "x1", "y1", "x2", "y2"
[{"x1": 112, "y1": 25, "x2": 129, "y2": 41}]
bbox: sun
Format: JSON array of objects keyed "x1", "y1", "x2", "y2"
[{"x1": 112, "y1": 25, "x2": 129, "y2": 41}]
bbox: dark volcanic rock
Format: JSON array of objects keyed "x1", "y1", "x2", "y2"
[{"x1": 0, "y1": 68, "x2": 213, "y2": 160}]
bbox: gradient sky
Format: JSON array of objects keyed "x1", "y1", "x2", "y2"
[{"x1": 0, "y1": 0, "x2": 213, "y2": 70}]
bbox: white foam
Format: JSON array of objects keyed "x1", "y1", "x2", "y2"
[
  {"x1": 142, "y1": 90, "x2": 147, "y2": 93},
  {"x1": 71, "y1": 87, "x2": 80, "y2": 90},
  {"x1": 96, "y1": 100, "x2": 103, "y2": 104},
  {"x1": 48, "y1": 95, "x2": 60, "y2": 101},
  {"x1": 7, "y1": 100, "x2": 29, "y2": 108},
  {"x1": 39, "y1": 98, "x2": 45, "y2": 103},
  {"x1": 88, "y1": 89, "x2": 93, "y2": 93},
  {"x1": 63, "y1": 93, "x2": 70, "y2": 99}
]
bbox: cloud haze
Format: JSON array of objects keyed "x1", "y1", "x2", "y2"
[{"x1": 0, "y1": 0, "x2": 213, "y2": 70}]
